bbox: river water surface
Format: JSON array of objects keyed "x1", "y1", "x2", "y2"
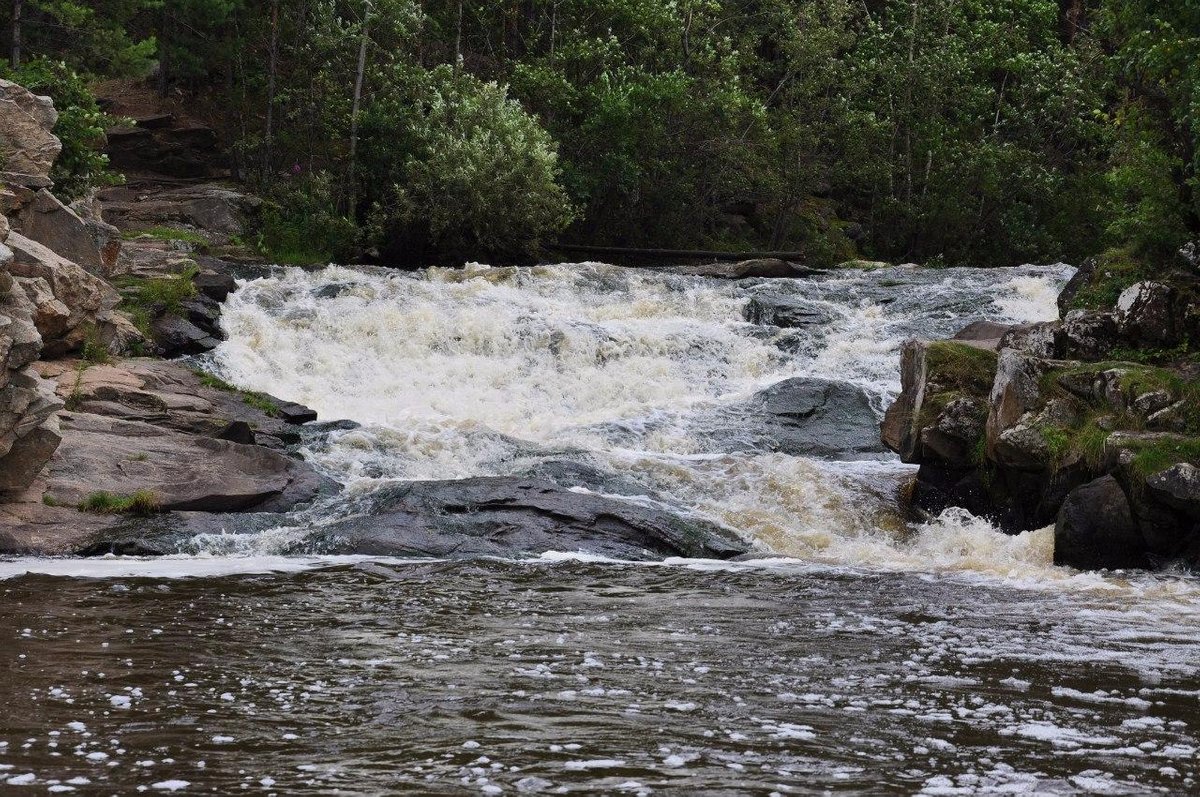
[{"x1": 2, "y1": 263, "x2": 1198, "y2": 794}]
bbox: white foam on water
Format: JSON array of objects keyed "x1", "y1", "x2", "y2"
[{"x1": 43, "y1": 259, "x2": 1197, "y2": 596}]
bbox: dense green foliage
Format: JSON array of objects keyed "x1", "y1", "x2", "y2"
[
  {"x1": 1, "y1": 57, "x2": 124, "y2": 199},
  {"x1": 1, "y1": 0, "x2": 1197, "y2": 265}
]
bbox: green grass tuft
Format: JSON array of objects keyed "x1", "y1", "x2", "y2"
[
  {"x1": 113, "y1": 266, "x2": 200, "y2": 335},
  {"x1": 1066, "y1": 247, "x2": 1154, "y2": 312},
  {"x1": 78, "y1": 489, "x2": 162, "y2": 516},
  {"x1": 193, "y1": 370, "x2": 280, "y2": 416},
  {"x1": 1128, "y1": 437, "x2": 1200, "y2": 479}
]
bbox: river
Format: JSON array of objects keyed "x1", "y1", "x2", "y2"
[{"x1": 2, "y1": 262, "x2": 1197, "y2": 794}]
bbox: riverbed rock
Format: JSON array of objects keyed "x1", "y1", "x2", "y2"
[
  {"x1": 34, "y1": 358, "x2": 305, "y2": 449},
  {"x1": 41, "y1": 411, "x2": 334, "y2": 512},
  {"x1": 0, "y1": 78, "x2": 61, "y2": 187},
  {"x1": 669, "y1": 259, "x2": 823, "y2": 280},
  {"x1": 733, "y1": 377, "x2": 883, "y2": 458},
  {"x1": 1054, "y1": 475, "x2": 1148, "y2": 570},
  {"x1": 743, "y1": 295, "x2": 831, "y2": 328},
  {"x1": 320, "y1": 477, "x2": 750, "y2": 561},
  {"x1": 99, "y1": 182, "x2": 259, "y2": 241},
  {"x1": 951, "y1": 320, "x2": 1015, "y2": 351}
]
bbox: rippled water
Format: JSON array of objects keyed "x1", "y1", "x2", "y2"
[
  {"x1": 3, "y1": 558, "x2": 1198, "y2": 794},
  {"x1": 3, "y1": 262, "x2": 1199, "y2": 794}
]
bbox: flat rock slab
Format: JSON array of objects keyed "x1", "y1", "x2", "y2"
[
  {"x1": 318, "y1": 477, "x2": 750, "y2": 561},
  {"x1": 35, "y1": 358, "x2": 306, "y2": 448},
  {"x1": 43, "y1": 411, "x2": 334, "y2": 512},
  {"x1": 0, "y1": 492, "x2": 121, "y2": 554}
]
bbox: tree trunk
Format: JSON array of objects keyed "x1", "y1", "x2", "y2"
[
  {"x1": 454, "y1": 0, "x2": 463, "y2": 67},
  {"x1": 10, "y1": 0, "x2": 20, "y2": 69},
  {"x1": 346, "y1": 0, "x2": 373, "y2": 216},
  {"x1": 264, "y1": 0, "x2": 280, "y2": 177}
]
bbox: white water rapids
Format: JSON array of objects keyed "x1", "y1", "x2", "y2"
[{"x1": 174, "y1": 260, "x2": 1153, "y2": 585}]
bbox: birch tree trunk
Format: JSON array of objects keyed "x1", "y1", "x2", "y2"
[{"x1": 346, "y1": 0, "x2": 373, "y2": 216}]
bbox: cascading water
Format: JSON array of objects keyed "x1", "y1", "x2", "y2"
[
  {"x1": 5, "y1": 262, "x2": 1199, "y2": 795},
  {"x1": 203, "y1": 261, "x2": 1074, "y2": 576}
]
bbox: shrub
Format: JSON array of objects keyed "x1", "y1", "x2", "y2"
[
  {"x1": 1, "y1": 57, "x2": 124, "y2": 200},
  {"x1": 255, "y1": 171, "x2": 359, "y2": 265},
  {"x1": 361, "y1": 65, "x2": 575, "y2": 264}
]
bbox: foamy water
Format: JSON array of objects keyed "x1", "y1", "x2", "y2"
[
  {"x1": 186, "y1": 260, "x2": 1145, "y2": 584},
  {"x1": 5, "y1": 261, "x2": 1199, "y2": 795}
]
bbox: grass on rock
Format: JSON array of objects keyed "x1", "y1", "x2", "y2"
[
  {"x1": 194, "y1": 370, "x2": 281, "y2": 416},
  {"x1": 113, "y1": 266, "x2": 199, "y2": 336},
  {"x1": 78, "y1": 490, "x2": 162, "y2": 516}
]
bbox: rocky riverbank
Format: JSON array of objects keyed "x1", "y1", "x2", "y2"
[
  {"x1": 0, "y1": 78, "x2": 335, "y2": 552},
  {"x1": 883, "y1": 247, "x2": 1200, "y2": 571}
]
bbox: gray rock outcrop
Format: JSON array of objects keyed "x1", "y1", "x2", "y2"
[{"x1": 317, "y1": 477, "x2": 750, "y2": 561}]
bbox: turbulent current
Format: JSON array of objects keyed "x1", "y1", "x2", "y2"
[{"x1": 3, "y1": 262, "x2": 1199, "y2": 794}]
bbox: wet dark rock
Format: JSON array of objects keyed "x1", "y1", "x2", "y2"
[
  {"x1": 150, "y1": 314, "x2": 220, "y2": 357},
  {"x1": 275, "y1": 401, "x2": 318, "y2": 425},
  {"x1": 314, "y1": 283, "x2": 354, "y2": 299},
  {"x1": 743, "y1": 296, "x2": 831, "y2": 328},
  {"x1": 319, "y1": 477, "x2": 750, "y2": 561},
  {"x1": 215, "y1": 420, "x2": 255, "y2": 445},
  {"x1": 193, "y1": 270, "x2": 237, "y2": 302},
  {"x1": 740, "y1": 377, "x2": 884, "y2": 458},
  {"x1": 668, "y1": 259, "x2": 824, "y2": 280},
  {"x1": 1054, "y1": 476, "x2": 1148, "y2": 570}
]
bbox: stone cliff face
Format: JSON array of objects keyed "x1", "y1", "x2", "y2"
[
  {"x1": 0, "y1": 79, "x2": 333, "y2": 552},
  {"x1": 0, "y1": 78, "x2": 122, "y2": 497},
  {"x1": 883, "y1": 249, "x2": 1200, "y2": 571}
]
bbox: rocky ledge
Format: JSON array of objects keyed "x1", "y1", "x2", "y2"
[
  {"x1": 883, "y1": 246, "x2": 1200, "y2": 570},
  {"x1": 0, "y1": 78, "x2": 332, "y2": 554}
]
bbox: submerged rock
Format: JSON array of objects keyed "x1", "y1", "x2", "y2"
[
  {"x1": 318, "y1": 477, "x2": 750, "y2": 561},
  {"x1": 743, "y1": 295, "x2": 831, "y2": 328}
]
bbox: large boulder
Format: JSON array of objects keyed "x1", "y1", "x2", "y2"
[
  {"x1": 0, "y1": 368, "x2": 62, "y2": 494},
  {"x1": 728, "y1": 377, "x2": 884, "y2": 458},
  {"x1": 99, "y1": 183, "x2": 259, "y2": 241},
  {"x1": 319, "y1": 477, "x2": 750, "y2": 561},
  {"x1": 41, "y1": 411, "x2": 335, "y2": 512},
  {"x1": 882, "y1": 341, "x2": 996, "y2": 467},
  {"x1": 1054, "y1": 475, "x2": 1148, "y2": 570},
  {"x1": 16, "y1": 189, "x2": 121, "y2": 276},
  {"x1": 6, "y1": 231, "x2": 123, "y2": 356},
  {"x1": 0, "y1": 79, "x2": 61, "y2": 187}
]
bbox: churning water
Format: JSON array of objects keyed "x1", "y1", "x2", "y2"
[{"x1": 2, "y1": 262, "x2": 1198, "y2": 794}]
